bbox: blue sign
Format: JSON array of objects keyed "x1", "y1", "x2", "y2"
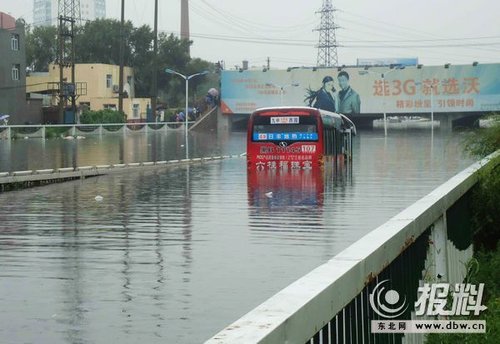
[{"x1": 253, "y1": 132, "x2": 318, "y2": 141}]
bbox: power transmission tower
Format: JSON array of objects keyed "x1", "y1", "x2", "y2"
[
  {"x1": 57, "y1": 0, "x2": 81, "y2": 123},
  {"x1": 314, "y1": 0, "x2": 339, "y2": 67}
]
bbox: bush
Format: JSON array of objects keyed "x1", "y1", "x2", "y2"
[
  {"x1": 79, "y1": 109, "x2": 126, "y2": 124},
  {"x1": 425, "y1": 246, "x2": 500, "y2": 344},
  {"x1": 45, "y1": 127, "x2": 69, "y2": 138},
  {"x1": 462, "y1": 114, "x2": 500, "y2": 251},
  {"x1": 463, "y1": 113, "x2": 500, "y2": 157},
  {"x1": 472, "y1": 155, "x2": 500, "y2": 250}
]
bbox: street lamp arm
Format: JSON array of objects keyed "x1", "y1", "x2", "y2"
[
  {"x1": 188, "y1": 71, "x2": 209, "y2": 80},
  {"x1": 358, "y1": 66, "x2": 405, "y2": 137},
  {"x1": 358, "y1": 66, "x2": 405, "y2": 78},
  {"x1": 165, "y1": 68, "x2": 187, "y2": 80},
  {"x1": 163, "y1": 67, "x2": 208, "y2": 160}
]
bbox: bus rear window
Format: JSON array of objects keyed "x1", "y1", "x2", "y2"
[{"x1": 252, "y1": 115, "x2": 318, "y2": 142}]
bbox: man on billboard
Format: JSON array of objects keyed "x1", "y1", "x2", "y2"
[{"x1": 337, "y1": 71, "x2": 361, "y2": 115}]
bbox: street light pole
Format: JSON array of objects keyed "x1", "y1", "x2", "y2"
[
  {"x1": 265, "y1": 83, "x2": 300, "y2": 106},
  {"x1": 185, "y1": 76, "x2": 189, "y2": 157},
  {"x1": 430, "y1": 85, "x2": 434, "y2": 136},
  {"x1": 381, "y1": 73, "x2": 387, "y2": 136},
  {"x1": 359, "y1": 66, "x2": 405, "y2": 136},
  {"x1": 165, "y1": 69, "x2": 208, "y2": 159}
]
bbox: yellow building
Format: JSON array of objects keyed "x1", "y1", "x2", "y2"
[{"x1": 27, "y1": 63, "x2": 151, "y2": 122}]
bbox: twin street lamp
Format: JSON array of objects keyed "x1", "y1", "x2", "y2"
[
  {"x1": 265, "y1": 82, "x2": 300, "y2": 106},
  {"x1": 165, "y1": 68, "x2": 209, "y2": 159},
  {"x1": 359, "y1": 66, "x2": 405, "y2": 136}
]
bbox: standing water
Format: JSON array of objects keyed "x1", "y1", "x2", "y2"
[{"x1": 0, "y1": 129, "x2": 473, "y2": 343}]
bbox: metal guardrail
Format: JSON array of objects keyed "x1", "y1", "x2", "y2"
[
  {"x1": 189, "y1": 106, "x2": 218, "y2": 131},
  {"x1": 0, "y1": 122, "x2": 197, "y2": 140},
  {"x1": 205, "y1": 152, "x2": 498, "y2": 344},
  {"x1": 0, "y1": 154, "x2": 244, "y2": 192}
]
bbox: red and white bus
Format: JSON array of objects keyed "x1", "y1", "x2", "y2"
[{"x1": 247, "y1": 107, "x2": 355, "y2": 171}]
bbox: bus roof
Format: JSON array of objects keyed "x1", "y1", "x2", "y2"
[
  {"x1": 253, "y1": 106, "x2": 341, "y2": 117},
  {"x1": 252, "y1": 106, "x2": 356, "y2": 134}
]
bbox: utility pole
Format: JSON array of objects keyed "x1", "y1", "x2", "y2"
[
  {"x1": 57, "y1": 0, "x2": 81, "y2": 123},
  {"x1": 151, "y1": 0, "x2": 158, "y2": 122},
  {"x1": 314, "y1": 0, "x2": 339, "y2": 67},
  {"x1": 118, "y1": 0, "x2": 125, "y2": 114}
]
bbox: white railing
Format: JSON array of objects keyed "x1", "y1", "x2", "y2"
[
  {"x1": 0, "y1": 122, "x2": 196, "y2": 140},
  {"x1": 205, "y1": 152, "x2": 498, "y2": 344},
  {"x1": 0, "y1": 154, "x2": 244, "y2": 192},
  {"x1": 189, "y1": 106, "x2": 218, "y2": 131}
]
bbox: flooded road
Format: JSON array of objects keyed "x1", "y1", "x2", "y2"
[{"x1": 0, "y1": 129, "x2": 473, "y2": 343}]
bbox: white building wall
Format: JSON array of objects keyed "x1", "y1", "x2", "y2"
[{"x1": 33, "y1": 0, "x2": 106, "y2": 27}]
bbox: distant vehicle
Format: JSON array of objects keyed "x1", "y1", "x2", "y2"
[{"x1": 246, "y1": 107, "x2": 356, "y2": 171}]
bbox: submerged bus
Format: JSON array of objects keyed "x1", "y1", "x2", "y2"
[{"x1": 247, "y1": 107, "x2": 356, "y2": 171}]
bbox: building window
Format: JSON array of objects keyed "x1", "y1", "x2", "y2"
[
  {"x1": 132, "y1": 103, "x2": 140, "y2": 118},
  {"x1": 106, "y1": 74, "x2": 112, "y2": 88},
  {"x1": 11, "y1": 64, "x2": 20, "y2": 81},
  {"x1": 11, "y1": 34, "x2": 19, "y2": 51},
  {"x1": 104, "y1": 104, "x2": 117, "y2": 111}
]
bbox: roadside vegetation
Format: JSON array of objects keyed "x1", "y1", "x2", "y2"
[
  {"x1": 426, "y1": 114, "x2": 500, "y2": 343},
  {"x1": 79, "y1": 109, "x2": 126, "y2": 124}
]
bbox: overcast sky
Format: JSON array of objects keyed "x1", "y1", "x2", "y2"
[{"x1": 2, "y1": 0, "x2": 499, "y2": 69}]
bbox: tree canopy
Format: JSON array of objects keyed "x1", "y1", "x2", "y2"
[
  {"x1": 26, "y1": 25, "x2": 58, "y2": 72},
  {"x1": 25, "y1": 19, "x2": 217, "y2": 106}
]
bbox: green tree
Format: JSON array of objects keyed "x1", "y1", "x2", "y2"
[
  {"x1": 24, "y1": 19, "x2": 217, "y2": 108},
  {"x1": 156, "y1": 33, "x2": 191, "y2": 100},
  {"x1": 129, "y1": 25, "x2": 155, "y2": 98},
  {"x1": 157, "y1": 37, "x2": 218, "y2": 107},
  {"x1": 25, "y1": 25, "x2": 58, "y2": 72},
  {"x1": 464, "y1": 114, "x2": 500, "y2": 251},
  {"x1": 75, "y1": 19, "x2": 134, "y2": 65}
]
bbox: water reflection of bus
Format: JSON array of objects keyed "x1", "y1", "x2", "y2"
[
  {"x1": 247, "y1": 107, "x2": 356, "y2": 171},
  {"x1": 247, "y1": 169, "x2": 324, "y2": 208}
]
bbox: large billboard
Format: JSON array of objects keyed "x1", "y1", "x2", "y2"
[
  {"x1": 220, "y1": 63, "x2": 500, "y2": 115},
  {"x1": 356, "y1": 57, "x2": 419, "y2": 67}
]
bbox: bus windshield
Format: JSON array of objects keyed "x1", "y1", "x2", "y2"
[{"x1": 252, "y1": 115, "x2": 318, "y2": 142}]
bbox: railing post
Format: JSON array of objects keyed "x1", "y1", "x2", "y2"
[
  {"x1": 431, "y1": 215, "x2": 449, "y2": 282},
  {"x1": 41, "y1": 126, "x2": 46, "y2": 140},
  {"x1": 7, "y1": 127, "x2": 11, "y2": 140},
  {"x1": 99, "y1": 124, "x2": 103, "y2": 138},
  {"x1": 71, "y1": 125, "x2": 76, "y2": 137}
]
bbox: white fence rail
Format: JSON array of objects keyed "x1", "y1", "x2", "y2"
[
  {"x1": 0, "y1": 154, "x2": 244, "y2": 192},
  {"x1": 0, "y1": 122, "x2": 196, "y2": 140},
  {"x1": 206, "y1": 153, "x2": 498, "y2": 344}
]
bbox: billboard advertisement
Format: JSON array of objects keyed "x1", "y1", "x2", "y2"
[
  {"x1": 220, "y1": 63, "x2": 500, "y2": 115},
  {"x1": 356, "y1": 57, "x2": 419, "y2": 67}
]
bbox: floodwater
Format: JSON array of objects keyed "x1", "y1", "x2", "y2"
[{"x1": 0, "y1": 129, "x2": 474, "y2": 343}]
